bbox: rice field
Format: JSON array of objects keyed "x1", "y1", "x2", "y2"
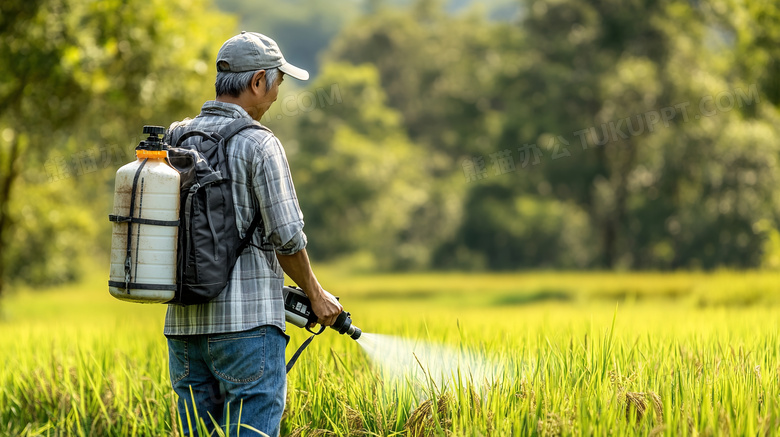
[{"x1": 2, "y1": 267, "x2": 780, "y2": 436}]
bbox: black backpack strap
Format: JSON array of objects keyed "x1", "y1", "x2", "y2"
[
  {"x1": 217, "y1": 118, "x2": 272, "y2": 144},
  {"x1": 237, "y1": 212, "x2": 262, "y2": 256},
  {"x1": 174, "y1": 130, "x2": 216, "y2": 148},
  {"x1": 217, "y1": 118, "x2": 272, "y2": 254},
  {"x1": 170, "y1": 118, "x2": 271, "y2": 149}
]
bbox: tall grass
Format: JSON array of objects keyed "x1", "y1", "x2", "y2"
[{"x1": 2, "y1": 269, "x2": 779, "y2": 435}]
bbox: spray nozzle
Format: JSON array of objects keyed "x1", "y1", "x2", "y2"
[
  {"x1": 283, "y1": 285, "x2": 362, "y2": 340},
  {"x1": 331, "y1": 311, "x2": 362, "y2": 340},
  {"x1": 282, "y1": 286, "x2": 364, "y2": 373}
]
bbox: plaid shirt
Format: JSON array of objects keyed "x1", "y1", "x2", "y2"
[{"x1": 163, "y1": 101, "x2": 306, "y2": 336}]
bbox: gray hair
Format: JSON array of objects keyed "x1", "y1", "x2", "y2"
[{"x1": 215, "y1": 66, "x2": 280, "y2": 97}]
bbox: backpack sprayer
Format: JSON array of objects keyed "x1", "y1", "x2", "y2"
[
  {"x1": 109, "y1": 125, "x2": 360, "y2": 370},
  {"x1": 282, "y1": 285, "x2": 362, "y2": 372},
  {"x1": 283, "y1": 285, "x2": 362, "y2": 339}
]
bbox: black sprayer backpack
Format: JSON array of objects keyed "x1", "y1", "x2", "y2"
[{"x1": 166, "y1": 118, "x2": 270, "y2": 305}]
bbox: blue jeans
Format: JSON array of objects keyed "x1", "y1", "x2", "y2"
[{"x1": 166, "y1": 325, "x2": 289, "y2": 436}]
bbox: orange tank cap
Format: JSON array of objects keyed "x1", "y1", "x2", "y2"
[{"x1": 136, "y1": 150, "x2": 168, "y2": 159}]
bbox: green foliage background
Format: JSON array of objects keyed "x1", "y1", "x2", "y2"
[{"x1": 2, "y1": 0, "x2": 780, "y2": 290}]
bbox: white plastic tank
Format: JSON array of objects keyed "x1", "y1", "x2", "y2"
[{"x1": 109, "y1": 129, "x2": 180, "y2": 303}]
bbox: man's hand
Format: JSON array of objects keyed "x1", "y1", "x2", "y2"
[
  {"x1": 276, "y1": 247, "x2": 343, "y2": 326},
  {"x1": 308, "y1": 288, "x2": 342, "y2": 327}
]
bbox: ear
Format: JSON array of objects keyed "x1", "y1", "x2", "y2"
[{"x1": 252, "y1": 70, "x2": 267, "y2": 94}]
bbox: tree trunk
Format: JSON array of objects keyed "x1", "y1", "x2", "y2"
[
  {"x1": 0, "y1": 133, "x2": 22, "y2": 298},
  {"x1": 595, "y1": 146, "x2": 615, "y2": 268},
  {"x1": 602, "y1": 217, "x2": 616, "y2": 269},
  {"x1": 601, "y1": 138, "x2": 636, "y2": 269}
]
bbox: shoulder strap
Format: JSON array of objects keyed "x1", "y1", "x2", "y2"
[
  {"x1": 174, "y1": 130, "x2": 215, "y2": 148},
  {"x1": 217, "y1": 118, "x2": 272, "y2": 144},
  {"x1": 168, "y1": 118, "x2": 272, "y2": 149},
  {"x1": 218, "y1": 119, "x2": 273, "y2": 252},
  {"x1": 237, "y1": 212, "x2": 262, "y2": 256}
]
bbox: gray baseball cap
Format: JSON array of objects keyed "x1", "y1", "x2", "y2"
[{"x1": 216, "y1": 31, "x2": 309, "y2": 81}]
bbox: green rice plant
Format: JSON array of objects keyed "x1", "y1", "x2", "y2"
[{"x1": 2, "y1": 268, "x2": 780, "y2": 435}]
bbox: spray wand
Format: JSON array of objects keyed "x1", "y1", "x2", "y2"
[{"x1": 283, "y1": 285, "x2": 362, "y2": 372}]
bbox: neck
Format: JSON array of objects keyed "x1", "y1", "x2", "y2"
[{"x1": 215, "y1": 95, "x2": 265, "y2": 121}]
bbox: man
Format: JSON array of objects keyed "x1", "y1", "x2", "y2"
[{"x1": 164, "y1": 32, "x2": 342, "y2": 436}]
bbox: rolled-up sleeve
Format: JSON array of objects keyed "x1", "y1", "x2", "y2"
[
  {"x1": 252, "y1": 136, "x2": 307, "y2": 254},
  {"x1": 278, "y1": 229, "x2": 308, "y2": 255}
]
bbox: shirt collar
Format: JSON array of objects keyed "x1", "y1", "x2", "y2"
[{"x1": 199, "y1": 100, "x2": 253, "y2": 120}]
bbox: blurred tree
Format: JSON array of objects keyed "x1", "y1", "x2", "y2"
[
  {"x1": 496, "y1": 0, "x2": 780, "y2": 269},
  {"x1": 0, "y1": 0, "x2": 233, "y2": 293},
  {"x1": 4, "y1": 0, "x2": 778, "y2": 286},
  {"x1": 327, "y1": 3, "x2": 506, "y2": 160},
  {"x1": 322, "y1": 3, "x2": 513, "y2": 270},
  {"x1": 434, "y1": 183, "x2": 595, "y2": 269},
  {"x1": 716, "y1": 0, "x2": 780, "y2": 108},
  {"x1": 320, "y1": 0, "x2": 780, "y2": 270},
  {"x1": 290, "y1": 63, "x2": 462, "y2": 269},
  {"x1": 481, "y1": 0, "x2": 780, "y2": 269},
  {"x1": 326, "y1": 0, "x2": 605, "y2": 269},
  {"x1": 622, "y1": 0, "x2": 780, "y2": 268},
  {"x1": 491, "y1": 0, "x2": 677, "y2": 268}
]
